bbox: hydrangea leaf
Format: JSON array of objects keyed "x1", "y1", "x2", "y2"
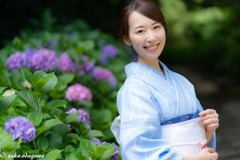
[
  {"x1": 79, "y1": 138, "x2": 97, "y2": 154},
  {"x1": 78, "y1": 40, "x2": 95, "y2": 52},
  {"x1": 66, "y1": 153, "x2": 78, "y2": 160},
  {"x1": 0, "y1": 86, "x2": 7, "y2": 95},
  {"x1": 46, "y1": 99, "x2": 67, "y2": 109},
  {"x1": 41, "y1": 72, "x2": 58, "y2": 93},
  {"x1": 65, "y1": 145, "x2": 75, "y2": 155},
  {"x1": 36, "y1": 119, "x2": 63, "y2": 136},
  {"x1": 36, "y1": 135, "x2": 49, "y2": 151},
  {"x1": 0, "y1": 128, "x2": 19, "y2": 150},
  {"x1": 20, "y1": 68, "x2": 33, "y2": 85},
  {"x1": 0, "y1": 95, "x2": 18, "y2": 117},
  {"x1": 64, "y1": 113, "x2": 81, "y2": 124},
  {"x1": 58, "y1": 73, "x2": 75, "y2": 84},
  {"x1": 40, "y1": 149, "x2": 63, "y2": 160},
  {"x1": 92, "y1": 143, "x2": 115, "y2": 160},
  {"x1": 83, "y1": 130, "x2": 104, "y2": 139},
  {"x1": 27, "y1": 108, "x2": 43, "y2": 127},
  {"x1": 48, "y1": 124, "x2": 71, "y2": 135},
  {"x1": 15, "y1": 91, "x2": 37, "y2": 109}
]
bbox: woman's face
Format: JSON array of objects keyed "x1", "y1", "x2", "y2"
[{"x1": 124, "y1": 11, "x2": 166, "y2": 62}]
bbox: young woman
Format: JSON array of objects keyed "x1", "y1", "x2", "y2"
[{"x1": 111, "y1": 0, "x2": 219, "y2": 159}]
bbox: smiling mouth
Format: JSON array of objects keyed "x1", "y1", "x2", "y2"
[{"x1": 144, "y1": 43, "x2": 160, "y2": 51}]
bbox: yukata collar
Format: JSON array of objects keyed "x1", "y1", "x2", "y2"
[{"x1": 124, "y1": 60, "x2": 174, "y2": 94}]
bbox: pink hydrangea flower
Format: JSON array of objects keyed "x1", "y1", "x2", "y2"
[
  {"x1": 65, "y1": 83, "x2": 92, "y2": 102},
  {"x1": 91, "y1": 67, "x2": 117, "y2": 86},
  {"x1": 59, "y1": 52, "x2": 78, "y2": 73}
]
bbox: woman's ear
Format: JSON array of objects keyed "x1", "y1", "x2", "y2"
[{"x1": 123, "y1": 36, "x2": 132, "y2": 46}]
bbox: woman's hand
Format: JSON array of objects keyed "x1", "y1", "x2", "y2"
[
  {"x1": 199, "y1": 109, "x2": 219, "y2": 132},
  {"x1": 197, "y1": 148, "x2": 218, "y2": 160},
  {"x1": 199, "y1": 109, "x2": 219, "y2": 142},
  {"x1": 183, "y1": 148, "x2": 218, "y2": 160}
]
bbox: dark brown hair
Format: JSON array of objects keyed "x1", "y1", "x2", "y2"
[{"x1": 119, "y1": 0, "x2": 167, "y2": 43}]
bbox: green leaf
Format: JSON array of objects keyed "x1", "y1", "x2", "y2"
[
  {"x1": 0, "y1": 95, "x2": 18, "y2": 117},
  {"x1": 48, "y1": 134, "x2": 62, "y2": 147},
  {"x1": 27, "y1": 108, "x2": 43, "y2": 126},
  {"x1": 41, "y1": 72, "x2": 58, "y2": 93},
  {"x1": 48, "y1": 124, "x2": 71, "y2": 135},
  {"x1": 58, "y1": 73, "x2": 75, "y2": 84},
  {"x1": 36, "y1": 135, "x2": 49, "y2": 151},
  {"x1": 20, "y1": 68, "x2": 33, "y2": 84},
  {"x1": 64, "y1": 113, "x2": 81, "y2": 124},
  {"x1": 84, "y1": 130, "x2": 104, "y2": 138},
  {"x1": 66, "y1": 153, "x2": 78, "y2": 160},
  {"x1": 79, "y1": 138, "x2": 96, "y2": 154},
  {"x1": 75, "y1": 151, "x2": 87, "y2": 160},
  {"x1": 71, "y1": 121, "x2": 88, "y2": 135},
  {"x1": 0, "y1": 86, "x2": 7, "y2": 95},
  {"x1": 47, "y1": 99, "x2": 67, "y2": 108},
  {"x1": 78, "y1": 40, "x2": 95, "y2": 51},
  {"x1": 92, "y1": 144, "x2": 115, "y2": 160},
  {"x1": 65, "y1": 145, "x2": 75, "y2": 155},
  {"x1": 0, "y1": 128, "x2": 20, "y2": 150},
  {"x1": 42, "y1": 149, "x2": 63, "y2": 160},
  {"x1": 37, "y1": 119, "x2": 63, "y2": 136},
  {"x1": 12, "y1": 37, "x2": 23, "y2": 49},
  {"x1": 15, "y1": 91, "x2": 37, "y2": 109}
]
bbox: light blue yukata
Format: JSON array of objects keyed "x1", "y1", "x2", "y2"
[{"x1": 114, "y1": 61, "x2": 216, "y2": 160}]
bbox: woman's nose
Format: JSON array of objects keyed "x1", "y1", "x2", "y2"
[{"x1": 146, "y1": 31, "x2": 156, "y2": 43}]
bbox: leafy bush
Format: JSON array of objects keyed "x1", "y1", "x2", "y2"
[{"x1": 0, "y1": 19, "x2": 134, "y2": 159}]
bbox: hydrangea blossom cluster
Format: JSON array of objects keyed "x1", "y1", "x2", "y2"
[
  {"x1": 91, "y1": 67, "x2": 117, "y2": 86},
  {"x1": 59, "y1": 52, "x2": 78, "y2": 73},
  {"x1": 4, "y1": 117, "x2": 36, "y2": 143},
  {"x1": 24, "y1": 48, "x2": 37, "y2": 68},
  {"x1": 65, "y1": 83, "x2": 92, "y2": 102},
  {"x1": 31, "y1": 48, "x2": 58, "y2": 71},
  {"x1": 6, "y1": 52, "x2": 27, "y2": 72},
  {"x1": 65, "y1": 108, "x2": 91, "y2": 130},
  {"x1": 100, "y1": 44, "x2": 118, "y2": 65},
  {"x1": 90, "y1": 138, "x2": 120, "y2": 160},
  {"x1": 80, "y1": 62, "x2": 95, "y2": 75}
]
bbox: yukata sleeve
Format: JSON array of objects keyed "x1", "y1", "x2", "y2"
[{"x1": 117, "y1": 78, "x2": 183, "y2": 160}]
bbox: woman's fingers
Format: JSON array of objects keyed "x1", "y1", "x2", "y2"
[{"x1": 199, "y1": 109, "x2": 216, "y2": 117}]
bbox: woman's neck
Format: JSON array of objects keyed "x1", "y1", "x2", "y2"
[{"x1": 137, "y1": 58, "x2": 165, "y2": 75}]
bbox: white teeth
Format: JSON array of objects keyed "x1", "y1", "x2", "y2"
[{"x1": 147, "y1": 45, "x2": 157, "y2": 50}]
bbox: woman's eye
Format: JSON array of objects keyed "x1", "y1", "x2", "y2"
[
  {"x1": 154, "y1": 26, "x2": 160, "y2": 29},
  {"x1": 137, "y1": 30, "x2": 144, "y2": 34}
]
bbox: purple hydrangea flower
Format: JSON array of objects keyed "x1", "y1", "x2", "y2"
[
  {"x1": 100, "y1": 44, "x2": 118, "y2": 65},
  {"x1": 65, "y1": 108, "x2": 91, "y2": 130},
  {"x1": 24, "y1": 48, "x2": 37, "y2": 68},
  {"x1": 101, "y1": 142, "x2": 120, "y2": 160},
  {"x1": 31, "y1": 48, "x2": 58, "y2": 71},
  {"x1": 59, "y1": 52, "x2": 78, "y2": 73},
  {"x1": 4, "y1": 117, "x2": 36, "y2": 143},
  {"x1": 81, "y1": 55, "x2": 89, "y2": 61},
  {"x1": 90, "y1": 137, "x2": 102, "y2": 145},
  {"x1": 91, "y1": 67, "x2": 117, "y2": 86},
  {"x1": 80, "y1": 62, "x2": 95, "y2": 75},
  {"x1": 6, "y1": 52, "x2": 27, "y2": 72},
  {"x1": 65, "y1": 83, "x2": 92, "y2": 102}
]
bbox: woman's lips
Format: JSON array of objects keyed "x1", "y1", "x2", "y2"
[{"x1": 144, "y1": 43, "x2": 160, "y2": 51}]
